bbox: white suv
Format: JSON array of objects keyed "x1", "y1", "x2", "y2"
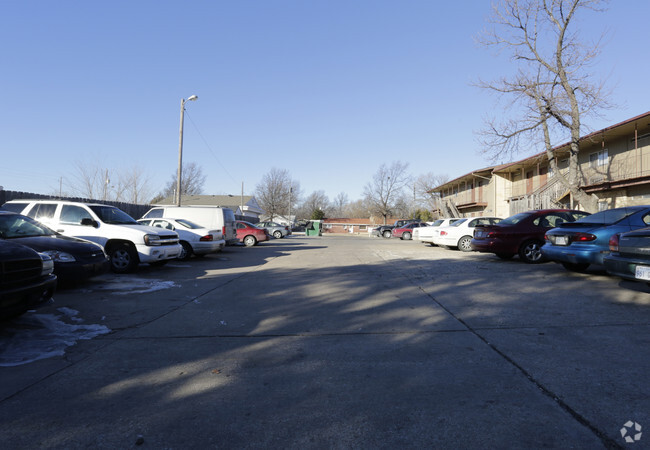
[{"x1": 3, "y1": 200, "x2": 182, "y2": 273}]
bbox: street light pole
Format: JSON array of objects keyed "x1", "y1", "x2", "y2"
[{"x1": 176, "y1": 95, "x2": 198, "y2": 206}]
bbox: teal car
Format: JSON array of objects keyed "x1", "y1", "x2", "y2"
[{"x1": 541, "y1": 206, "x2": 650, "y2": 272}]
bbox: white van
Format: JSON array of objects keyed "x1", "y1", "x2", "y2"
[
  {"x1": 142, "y1": 206, "x2": 238, "y2": 245},
  {"x1": 2, "y1": 200, "x2": 182, "y2": 273}
]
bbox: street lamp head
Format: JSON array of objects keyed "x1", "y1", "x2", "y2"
[{"x1": 187, "y1": 95, "x2": 198, "y2": 101}]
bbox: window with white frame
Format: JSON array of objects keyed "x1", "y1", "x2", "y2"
[{"x1": 589, "y1": 149, "x2": 608, "y2": 168}]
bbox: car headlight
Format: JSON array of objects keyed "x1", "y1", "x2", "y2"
[
  {"x1": 42, "y1": 250, "x2": 77, "y2": 263},
  {"x1": 144, "y1": 234, "x2": 161, "y2": 246},
  {"x1": 38, "y1": 253, "x2": 55, "y2": 276}
]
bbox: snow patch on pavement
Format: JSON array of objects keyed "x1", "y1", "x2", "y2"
[{"x1": 0, "y1": 308, "x2": 111, "y2": 367}]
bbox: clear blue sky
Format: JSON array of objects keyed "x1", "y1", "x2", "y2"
[{"x1": 1, "y1": 1, "x2": 648, "y2": 203}]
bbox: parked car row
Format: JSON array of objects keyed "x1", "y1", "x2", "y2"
[
  {"x1": 0, "y1": 200, "x2": 284, "y2": 320},
  {"x1": 407, "y1": 206, "x2": 650, "y2": 286}
]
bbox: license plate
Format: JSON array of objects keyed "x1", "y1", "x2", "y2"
[
  {"x1": 635, "y1": 265, "x2": 650, "y2": 281},
  {"x1": 554, "y1": 236, "x2": 569, "y2": 246}
]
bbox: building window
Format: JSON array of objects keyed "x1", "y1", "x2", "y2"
[
  {"x1": 589, "y1": 149, "x2": 608, "y2": 168},
  {"x1": 359, "y1": 225, "x2": 367, "y2": 230}
]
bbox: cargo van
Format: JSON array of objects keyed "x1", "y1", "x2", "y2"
[{"x1": 142, "y1": 206, "x2": 238, "y2": 245}]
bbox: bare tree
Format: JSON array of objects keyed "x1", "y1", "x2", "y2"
[
  {"x1": 477, "y1": 0, "x2": 613, "y2": 212},
  {"x1": 255, "y1": 168, "x2": 299, "y2": 221},
  {"x1": 332, "y1": 192, "x2": 349, "y2": 217},
  {"x1": 363, "y1": 161, "x2": 411, "y2": 224},
  {"x1": 297, "y1": 190, "x2": 331, "y2": 219},
  {"x1": 119, "y1": 166, "x2": 155, "y2": 204},
  {"x1": 160, "y1": 162, "x2": 206, "y2": 199},
  {"x1": 415, "y1": 172, "x2": 449, "y2": 213},
  {"x1": 344, "y1": 199, "x2": 371, "y2": 219},
  {"x1": 70, "y1": 159, "x2": 105, "y2": 200}
]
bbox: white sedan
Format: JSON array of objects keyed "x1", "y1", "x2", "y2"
[
  {"x1": 415, "y1": 218, "x2": 461, "y2": 245},
  {"x1": 432, "y1": 217, "x2": 502, "y2": 251},
  {"x1": 137, "y1": 218, "x2": 225, "y2": 260}
]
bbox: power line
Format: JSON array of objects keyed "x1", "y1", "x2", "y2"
[{"x1": 184, "y1": 111, "x2": 239, "y2": 187}]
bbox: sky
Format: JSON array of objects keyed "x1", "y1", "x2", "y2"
[{"x1": 1, "y1": 1, "x2": 648, "y2": 204}]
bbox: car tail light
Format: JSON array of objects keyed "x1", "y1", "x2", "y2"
[
  {"x1": 486, "y1": 231, "x2": 499, "y2": 238},
  {"x1": 572, "y1": 232, "x2": 597, "y2": 242},
  {"x1": 608, "y1": 234, "x2": 619, "y2": 252},
  {"x1": 544, "y1": 234, "x2": 550, "y2": 241},
  {"x1": 222, "y1": 226, "x2": 226, "y2": 236},
  {"x1": 199, "y1": 235, "x2": 213, "y2": 242}
]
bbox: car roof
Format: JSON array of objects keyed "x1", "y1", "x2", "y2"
[{"x1": 5, "y1": 199, "x2": 111, "y2": 207}]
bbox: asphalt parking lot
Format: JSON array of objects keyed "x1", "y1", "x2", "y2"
[{"x1": 0, "y1": 234, "x2": 648, "y2": 449}]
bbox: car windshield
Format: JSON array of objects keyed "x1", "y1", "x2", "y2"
[
  {"x1": 573, "y1": 208, "x2": 640, "y2": 225},
  {"x1": 450, "y1": 219, "x2": 468, "y2": 227},
  {"x1": 175, "y1": 218, "x2": 202, "y2": 229},
  {"x1": 498, "y1": 212, "x2": 532, "y2": 226},
  {"x1": 89, "y1": 206, "x2": 138, "y2": 224},
  {"x1": 0, "y1": 214, "x2": 56, "y2": 238}
]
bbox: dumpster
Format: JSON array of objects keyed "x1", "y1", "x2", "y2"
[{"x1": 305, "y1": 220, "x2": 322, "y2": 236}]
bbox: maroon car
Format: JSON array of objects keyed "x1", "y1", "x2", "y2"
[
  {"x1": 470, "y1": 209, "x2": 590, "y2": 263},
  {"x1": 235, "y1": 221, "x2": 270, "y2": 247},
  {"x1": 391, "y1": 222, "x2": 426, "y2": 240}
]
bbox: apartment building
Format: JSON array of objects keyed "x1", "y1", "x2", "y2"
[{"x1": 433, "y1": 111, "x2": 650, "y2": 217}]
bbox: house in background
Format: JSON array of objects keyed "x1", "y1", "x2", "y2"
[
  {"x1": 154, "y1": 194, "x2": 265, "y2": 222},
  {"x1": 432, "y1": 111, "x2": 650, "y2": 217}
]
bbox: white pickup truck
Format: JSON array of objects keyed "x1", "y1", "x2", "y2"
[{"x1": 3, "y1": 200, "x2": 182, "y2": 273}]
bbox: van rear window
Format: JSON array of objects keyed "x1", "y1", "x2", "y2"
[{"x1": 144, "y1": 208, "x2": 163, "y2": 218}]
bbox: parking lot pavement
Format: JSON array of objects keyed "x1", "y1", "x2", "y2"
[{"x1": 0, "y1": 235, "x2": 648, "y2": 448}]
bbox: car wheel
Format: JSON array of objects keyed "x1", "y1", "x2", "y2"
[
  {"x1": 496, "y1": 253, "x2": 514, "y2": 260},
  {"x1": 243, "y1": 235, "x2": 257, "y2": 247},
  {"x1": 178, "y1": 241, "x2": 193, "y2": 261},
  {"x1": 383, "y1": 230, "x2": 392, "y2": 238},
  {"x1": 273, "y1": 231, "x2": 282, "y2": 239},
  {"x1": 458, "y1": 236, "x2": 473, "y2": 252},
  {"x1": 108, "y1": 243, "x2": 139, "y2": 273},
  {"x1": 518, "y1": 240, "x2": 545, "y2": 263},
  {"x1": 403, "y1": 232, "x2": 412, "y2": 240},
  {"x1": 561, "y1": 262, "x2": 590, "y2": 272}
]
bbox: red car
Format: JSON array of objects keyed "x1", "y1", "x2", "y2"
[
  {"x1": 235, "y1": 221, "x2": 270, "y2": 247},
  {"x1": 470, "y1": 209, "x2": 589, "y2": 263},
  {"x1": 391, "y1": 222, "x2": 426, "y2": 240}
]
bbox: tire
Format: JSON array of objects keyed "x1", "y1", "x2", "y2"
[
  {"x1": 243, "y1": 235, "x2": 257, "y2": 247},
  {"x1": 383, "y1": 230, "x2": 392, "y2": 238},
  {"x1": 108, "y1": 243, "x2": 139, "y2": 273},
  {"x1": 518, "y1": 240, "x2": 545, "y2": 264},
  {"x1": 273, "y1": 231, "x2": 282, "y2": 239},
  {"x1": 403, "y1": 232, "x2": 412, "y2": 240},
  {"x1": 178, "y1": 241, "x2": 193, "y2": 261},
  {"x1": 457, "y1": 236, "x2": 473, "y2": 252},
  {"x1": 561, "y1": 262, "x2": 590, "y2": 272},
  {"x1": 496, "y1": 253, "x2": 514, "y2": 260}
]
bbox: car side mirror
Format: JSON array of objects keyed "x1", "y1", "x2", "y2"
[{"x1": 81, "y1": 218, "x2": 99, "y2": 228}]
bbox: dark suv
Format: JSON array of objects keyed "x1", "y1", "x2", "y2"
[
  {"x1": 373, "y1": 219, "x2": 422, "y2": 238},
  {"x1": 0, "y1": 240, "x2": 57, "y2": 321}
]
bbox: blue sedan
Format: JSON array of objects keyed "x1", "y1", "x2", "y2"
[{"x1": 541, "y1": 205, "x2": 650, "y2": 272}]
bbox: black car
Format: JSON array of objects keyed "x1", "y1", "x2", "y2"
[
  {"x1": 0, "y1": 240, "x2": 57, "y2": 321},
  {"x1": 0, "y1": 211, "x2": 109, "y2": 284}
]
